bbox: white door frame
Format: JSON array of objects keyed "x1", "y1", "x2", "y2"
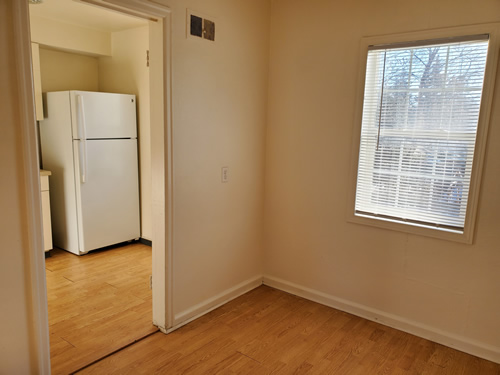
[{"x1": 15, "y1": 0, "x2": 174, "y2": 373}]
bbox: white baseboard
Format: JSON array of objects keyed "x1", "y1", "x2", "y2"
[
  {"x1": 168, "y1": 275, "x2": 263, "y2": 333},
  {"x1": 263, "y1": 275, "x2": 500, "y2": 364},
  {"x1": 162, "y1": 273, "x2": 500, "y2": 364}
]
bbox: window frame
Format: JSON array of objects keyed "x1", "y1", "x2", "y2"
[{"x1": 347, "y1": 24, "x2": 500, "y2": 244}]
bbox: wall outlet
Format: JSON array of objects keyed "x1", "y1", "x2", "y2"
[{"x1": 221, "y1": 167, "x2": 229, "y2": 183}]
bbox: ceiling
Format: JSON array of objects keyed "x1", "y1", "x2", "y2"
[{"x1": 29, "y1": 0, "x2": 148, "y2": 33}]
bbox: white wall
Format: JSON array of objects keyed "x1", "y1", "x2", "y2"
[
  {"x1": 166, "y1": 0, "x2": 270, "y2": 318},
  {"x1": 98, "y1": 26, "x2": 152, "y2": 240},
  {"x1": 264, "y1": 0, "x2": 500, "y2": 360}
]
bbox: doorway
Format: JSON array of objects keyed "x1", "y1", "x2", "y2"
[{"x1": 21, "y1": 0, "x2": 173, "y2": 373}]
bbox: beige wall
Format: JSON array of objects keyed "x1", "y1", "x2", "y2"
[
  {"x1": 265, "y1": 0, "x2": 500, "y2": 355},
  {"x1": 30, "y1": 15, "x2": 111, "y2": 56},
  {"x1": 5, "y1": 0, "x2": 500, "y2": 371},
  {"x1": 30, "y1": 0, "x2": 270, "y2": 325},
  {"x1": 98, "y1": 26, "x2": 152, "y2": 240},
  {"x1": 39, "y1": 48, "x2": 99, "y2": 92},
  {"x1": 0, "y1": 1, "x2": 38, "y2": 373},
  {"x1": 167, "y1": 0, "x2": 270, "y2": 316}
]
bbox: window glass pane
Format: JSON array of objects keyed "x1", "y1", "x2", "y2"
[{"x1": 355, "y1": 37, "x2": 489, "y2": 231}]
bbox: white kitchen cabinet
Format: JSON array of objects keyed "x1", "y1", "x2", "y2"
[{"x1": 40, "y1": 170, "x2": 52, "y2": 252}]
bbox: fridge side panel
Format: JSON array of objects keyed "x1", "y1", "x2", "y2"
[
  {"x1": 70, "y1": 91, "x2": 137, "y2": 139},
  {"x1": 39, "y1": 92, "x2": 81, "y2": 255},
  {"x1": 78, "y1": 139, "x2": 140, "y2": 252}
]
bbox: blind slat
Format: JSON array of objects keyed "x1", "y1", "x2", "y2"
[{"x1": 355, "y1": 37, "x2": 489, "y2": 231}]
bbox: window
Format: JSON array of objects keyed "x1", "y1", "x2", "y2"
[{"x1": 350, "y1": 27, "x2": 499, "y2": 243}]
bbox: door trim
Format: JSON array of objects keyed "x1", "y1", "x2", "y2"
[
  {"x1": 18, "y1": 0, "x2": 174, "y2": 372},
  {"x1": 13, "y1": 1, "x2": 51, "y2": 372}
]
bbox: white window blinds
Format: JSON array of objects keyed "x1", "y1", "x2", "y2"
[{"x1": 355, "y1": 36, "x2": 489, "y2": 232}]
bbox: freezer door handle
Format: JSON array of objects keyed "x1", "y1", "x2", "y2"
[{"x1": 77, "y1": 95, "x2": 89, "y2": 183}]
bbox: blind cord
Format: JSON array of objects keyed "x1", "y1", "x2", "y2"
[{"x1": 376, "y1": 51, "x2": 387, "y2": 151}]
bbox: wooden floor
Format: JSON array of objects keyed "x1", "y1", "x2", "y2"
[
  {"x1": 78, "y1": 285, "x2": 500, "y2": 374},
  {"x1": 45, "y1": 243, "x2": 157, "y2": 375}
]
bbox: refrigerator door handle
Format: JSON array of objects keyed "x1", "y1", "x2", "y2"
[{"x1": 77, "y1": 95, "x2": 89, "y2": 183}]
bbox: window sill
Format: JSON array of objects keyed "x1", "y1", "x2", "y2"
[{"x1": 347, "y1": 211, "x2": 473, "y2": 244}]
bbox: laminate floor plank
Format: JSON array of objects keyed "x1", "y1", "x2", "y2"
[
  {"x1": 78, "y1": 285, "x2": 500, "y2": 374},
  {"x1": 46, "y1": 243, "x2": 157, "y2": 375}
]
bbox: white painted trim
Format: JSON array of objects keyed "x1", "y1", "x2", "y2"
[
  {"x1": 150, "y1": 17, "x2": 168, "y2": 332},
  {"x1": 170, "y1": 276, "x2": 263, "y2": 332},
  {"x1": 13, "y1": 1, "x2": 51, "y2": 373},
  {"x1": 164, "y1": 11, "x2": 175, "y2": 331},
  {"x1": 104, "y1": 0, "x2": 174, "y2": 333},
  {"x1": 263, "y1": 275, "x2": 500, "y2": 364}
]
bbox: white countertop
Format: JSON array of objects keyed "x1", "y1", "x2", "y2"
[{"x1": 40, "y1": 170, "x2": 52, "y2": 176}]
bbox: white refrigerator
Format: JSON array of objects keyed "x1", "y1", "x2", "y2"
[{"x1": 40, "y1": 91, "x2": 140, "y2": 255}]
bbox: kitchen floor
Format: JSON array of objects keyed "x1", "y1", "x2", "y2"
[{"x1": 45, "y1": 242, "x2": 157, "y2": 375}]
